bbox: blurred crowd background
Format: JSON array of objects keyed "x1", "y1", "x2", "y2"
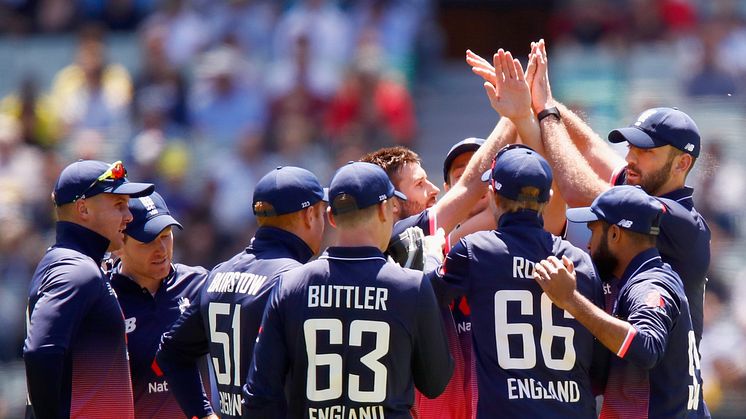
[{"x1": 0, "y1": 0, "x2": 745, "y2": 417}]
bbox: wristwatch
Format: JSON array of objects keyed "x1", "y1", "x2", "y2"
[{"x1": 538, "y1": 106, "x2": 561, "y2": 121}]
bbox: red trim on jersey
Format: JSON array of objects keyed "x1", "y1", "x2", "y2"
[
  {"x1": 610, "y1": 165, "x2": 627, "y2": 186},
  {"x1": 151, "y1": 358, "x2": 164, "y2": 377},
  {"x1": 617, "y1": 326, "x2": 637, "y2": 358}
]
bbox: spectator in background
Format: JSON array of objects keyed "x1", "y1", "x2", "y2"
[
  {"x1": 132, "y1": 27, "x2": 190, "y2": 128},
  {"x1": 190, "y1": 45, "x2": 267, "y2": 152},
  {"x1": 269, "y1": 0, "x2": 351, "y2": 100},
  {"x1": 325, "y1": 44, "x2": 416, "y2": 147},
  {"x1": 49, "y1": 26, "x2": 132, "y2": 143},
  {"x1": 685, "y1": 21, "x2": 739, "y2": 97},
  {"x1": 208, "y1": 0, "x2": 278, "y2": 63},
  {"x1": 0, "y1": 77, "x2": 61, "y2": 149},
  {"x1": 267, "y1": 113, "x2": 332, "y2": 183},
  {"x1": 350, "y1": 0, "x2": 421, "y2": 79},
  {"x1": 140, "y1": 0, "x2": 209, "y2": 67}
]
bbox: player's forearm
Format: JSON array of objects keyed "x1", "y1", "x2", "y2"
[
  {"x1": 564, "y1": 291, "x2": 635, "y2": 358},
  {"x1": 434, "y1": 118, "x2": 515, "y2": 234},
  {"x1": 24, "y1": 350, "x2": 65, "y2": 419},
  {"x1": 511, "y1": 113, "x2": 545, "y2": 156},
  {"x1": 542, "y1": 182, "x2": 567, "y2": 236},
  {"x1": 554, "y1": 102, "x2": 625, "y2": 180},
  {"x1": 540, "y1": 117, "x2": 609, "y2": 207}
]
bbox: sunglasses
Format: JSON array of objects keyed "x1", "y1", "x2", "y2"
[{"x1": 74, "y1": 161, "x2": 128, "y2": 202}]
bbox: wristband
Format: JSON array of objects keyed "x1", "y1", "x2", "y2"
[{"x1": 538, "y1": 106, "x2": 561, "y2": 121}]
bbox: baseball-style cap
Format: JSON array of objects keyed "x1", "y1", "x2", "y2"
[
  {"x1": 566, "y1": 185, "x2": 664, "y2": 235},
  {"x1": 252, "y1": 166, "x2": 327, "y2": 217},
  {"x1": 443, "y1": 137, "x2": 485, "y2": 183},
  {"x1": 608, "y1": 107, "x2": 700, "y2": 157},
  {"x1": 53, "y1": 160, "x2": 154, "y2": 206},
  {"x1": 481, "y1": 144, "x2": 553, "y2": 203},
  {"x1": 124, "y1": 191, "x2": 183, "y2": 243},
  {"x1": 328, "y1": 162, "x2": 407, "y2": 215}
]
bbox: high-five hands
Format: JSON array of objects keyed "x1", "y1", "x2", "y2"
[{"x1": 466, "y1": 48, "x2": 532, "y2": 121}]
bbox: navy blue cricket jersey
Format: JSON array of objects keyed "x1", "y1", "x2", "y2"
[
  {"x1": 110, "y1": 262, "x2": 211, "y2": 418},
  {"x1": 431, "y1": 210, "x2": 605, "y2": 418},
  {"x1": 600, "y1": 248, "x2": 708, "y2": 418},
  {"x1": 243, "y1": 246, "x2": 454, "y2": 419},
  {"x1": 613, "y1": 170, "x2": 710, "y2": 346},
  {"x1": 24, "y1": 222, "x2": 135, "y2": 419},
  {"x1": 156, "y1": 226, "x2": 314, "y2": 419}
]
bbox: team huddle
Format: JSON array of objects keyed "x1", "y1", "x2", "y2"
[{"x1": 23, "y1": 40, "x2": 711, "y2": 418}]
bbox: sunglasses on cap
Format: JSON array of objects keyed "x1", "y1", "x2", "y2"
[{"x1": 74, "y1": 160, "x2": 128, "y2": 202}]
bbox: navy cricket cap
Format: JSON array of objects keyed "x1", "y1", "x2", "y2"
[
  {"x1": 608, "y1": 107, "x2": 700, "y2": 157},
  {"x1": 566, "y1": 185, "x2": 664, "y2": 236},
  {"x1": 53, "y1": 160, "x2": 154, "y2": 206},
  {"x1": 252, "y1": 166, "x2": 327, "y2": 217},
  {"x1": 124, "y1": 191, "x2": 183, "y2": 243},
  {"x1": 328, "y1": 162, "x2": 407, "y2": 215},
  {"x1": 481, "y1": 144, "x2": 553, "y2": 203},
  {"x1": 443, "y1": 137, "x2": 485, "y2": 183}
]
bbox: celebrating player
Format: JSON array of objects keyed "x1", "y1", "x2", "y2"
[
  {"x1": 243, "y1": 162, "x2": 453, "y2": 418},
  {"x1": 534, "y1": 185, "x2": 708, "y2": 417},
  {"x1": 470, "y1": 40, "x2": 711, "y2": 350},
  {"x1": 24, "y1": 160, "x2": 153, "y2": 419},
  {"x1": 428, "y1": 145, "x2": 604, "y2": 418},
  {"x1": 156, "y1": 166, "x2": 327, "y2": 419},
  {"x1": 109, "y1": 191, "x2": 215, "y2": 418}
]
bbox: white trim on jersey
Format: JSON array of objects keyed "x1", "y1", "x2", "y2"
[{"x1": 320, "y1": 256, "x2": 388, "y2": 262}]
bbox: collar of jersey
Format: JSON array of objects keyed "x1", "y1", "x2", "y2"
[
  {"x1": 55, "y1": 221, "x2": 111, "y2": 265},
  {"x1": 109, "y1": 260, "x2": 175, "y2": 295},
  {"x1": 619, "y1": 247, "x2": 664, "y2": 286},
  {"x1": 248, "y1": 226, "x2": 314, "y2": 263},
  {"x1": 320, "y1": 246, "x2": 387, "y2": 262},
  {"x1": 497, "y1": 209, "x2": 544, "y2": 230},
  {"x1": 659, "y1": 186, "x2": 694, "y2": 209}
]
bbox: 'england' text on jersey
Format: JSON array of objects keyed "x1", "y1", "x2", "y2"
[
  {"x1": 507, "y1": 378, "x2": 580, "y2": 403},
  {"x1": 308, "y1": 285, "x2": 388, "y2": 311},
  {"x1": 206, "y1": 271, "x2": 267, "y2": 295},
  {"x1": 309, "y1": 405, "x2": 385, "y2": 419}
]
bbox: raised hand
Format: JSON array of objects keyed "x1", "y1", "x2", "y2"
[
  {"x1": 467, "y1": 48, "x2": 532, "y2": 120},
  {"x1": 529, "y1": 39, "x2": 555, "y2": 115}
]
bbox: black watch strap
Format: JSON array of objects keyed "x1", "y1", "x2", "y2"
[{"x1": 538, "y1": 106, "x2": 561, "y2": 121}]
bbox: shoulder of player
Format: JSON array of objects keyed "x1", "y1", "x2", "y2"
[
  {"x1": 39, "y1": 248, "x2": 104, "y2": 288},
  {"x1": 554, "y1": 237, "x2": 596, "y2": 277},
  {"x1": 658, "y1": 197, "x2": 703, "y2": 232},
  {"x1": 168, "y1": 263, "x2": 210, "y2": 290},
  {"x1": 623, "y1": 266, "x2": 684, "y2": 305},
  {"x1": 458, "y1": 230, "x2": 508, "y2": 254}
]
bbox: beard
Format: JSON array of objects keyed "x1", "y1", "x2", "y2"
[
  {"x1": 591, "y1": 228, "x2": 619, "y2": 280},
  {"x1": 626, "y1": 155, "x2": 674, "y2": 196},
  {"x1": 399, "y1": 198, "x2": 428, "y2": 219}
]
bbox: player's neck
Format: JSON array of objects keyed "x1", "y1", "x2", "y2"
[
  {"x1": 119, "y1": 263, "x2": 163, "y2": 295},
  {"x1": 335, "y1": 227, "x2": 387, "y2": 251}
]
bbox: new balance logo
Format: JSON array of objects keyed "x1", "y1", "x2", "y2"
[
  {"x1": 301, "y1": 201, "x2": 310, "y2": 208},
  {"x1": 684, "y1": 143, "x2": 695, "y2": 152},
  {"x1": 617, "y1": 219, "x2": 633, "y2": 228},
  {"x1": 125, "y1": 317, "x2": 137, "y2": 334},
  {"x1": 495, "y1": 182, "x2": 502, "y2": 191},
  {"x1": 379, "y1": 194, "x2": 387, "y2": 201}
]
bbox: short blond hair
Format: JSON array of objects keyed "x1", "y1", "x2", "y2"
[{"x1": 254, "y1": 202, "x2": 303, "y2": 229}]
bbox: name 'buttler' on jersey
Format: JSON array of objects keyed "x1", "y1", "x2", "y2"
[
  {"x1": 243, "y1": 246, "x2": 454, "y2": 418},
  {"x1": 109, "y1": 262, "x2": 211, "y2": 418},
  {"x1": 156, "y1": 226, "x2": 315, "y2": 419},
  {"x1": 430, "y1": 210, "x2": 605, "y2": 418}
]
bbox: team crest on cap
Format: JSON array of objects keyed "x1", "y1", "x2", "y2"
[
  {"x1": 495, "y1": 182, "x2": 502, "y2": 190},
  {"x1": 139, "y1": 196, "x2": 158, "y2": 216}
]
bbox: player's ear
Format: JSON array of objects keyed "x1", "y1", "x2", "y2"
[
  {"x1": 377, "y1": 200, "x2": 389, "y2": 222},
  {"x1": 609, "y1": 224, "x2": 621, "y2": 242},
  {"x1": 674, "y1": 153, "x2": 693, "y2": 176},
  {"x1": 76, "y1": 198, "x2": 90, "y2": 219},
  {"x1": 326, "y1": 206, "x2": 338, "y2": 228}
]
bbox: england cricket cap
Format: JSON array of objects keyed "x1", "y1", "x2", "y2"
[
  {"x1": 481, "y1": 144, "x2": 553, "y2": 203},
  {"x1": 328, "y1": 162, "x2": 407, "y2": 215},
  {"x1": 253, "y1": 166, "x2": 327, "y2": 217},
  {"x1": 443, "y1": 137, "x2": 485, "y2": 183},
  {"x1": 566, "y1": 185, "x2": 664, "y2": 236},
  {"x1": 608, "y1": 107, "x2": 700, "y2": 157},
  {"x1": 125, "y1": 191, "x2": 183, "y2": 243},
  {"x1": 53, "y1": 160, "x2": 154, "y2": 206}
]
